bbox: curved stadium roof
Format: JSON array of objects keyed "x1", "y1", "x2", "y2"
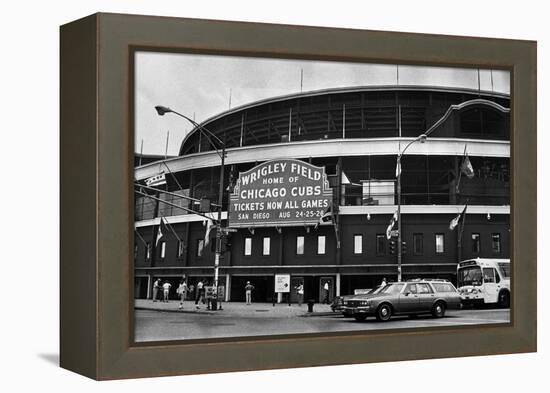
[{"x1": 179, "y1": 85, "x2": 510, "y2": 156}]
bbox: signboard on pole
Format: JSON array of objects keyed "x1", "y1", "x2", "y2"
[
  {"x1": 205, "y1": 286, "x2": 225, "y2": 301},
  {"x1": 229, "y1": 159, "x2": 333, "y2": 228},
  {"x1": 274, "y1": 274, "x2": 291, "y2": 293}
]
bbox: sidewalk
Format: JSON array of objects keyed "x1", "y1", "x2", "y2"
[{"x1": 134, "y1": 299, "x2": 336, "y2": 318}]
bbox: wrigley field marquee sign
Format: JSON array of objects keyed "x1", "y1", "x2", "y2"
[{"x1": 229, "y1": 159, "x2": 333, "y2": 228}]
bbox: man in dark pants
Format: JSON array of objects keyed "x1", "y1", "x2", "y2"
[{"x1": 152, "y1": 278, "x2": 161, "y2": 302}]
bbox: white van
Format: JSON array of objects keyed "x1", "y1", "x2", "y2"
[{"x1": 457, "y1": 258, "x2": 510, "y2": 308}]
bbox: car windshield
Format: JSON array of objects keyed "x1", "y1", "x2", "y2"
[
  {"x1": 458, "y1": 266, "x2": 483, "y2": 286},
  {"x1": 368, "y1": 285, "x2": 381, "y2": 294},
  {"x1": 379, "y1": 283, "x2": 404, "y2": 294}
]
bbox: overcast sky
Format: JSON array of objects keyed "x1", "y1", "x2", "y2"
[{"x1": 135, "y1": 52, "x2": 510, "y2": 156}]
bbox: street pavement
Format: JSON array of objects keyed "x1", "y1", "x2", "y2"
[{"x1": 134, "y1": 299, "x2": 510, "y2": 342}]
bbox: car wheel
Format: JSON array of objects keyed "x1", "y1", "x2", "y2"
[
  {"x1": 432, "y1": 302, "x2": 446, "y2": 318},
  {"x1": 376, "y1": 304, "x2": 392, "y2": 321},
  {"x1": 498, "y1": 291, "x2": 510, "y2": 308},
  {"x1": 354, "y1": 314, "x2": 367, "y2": 322}
]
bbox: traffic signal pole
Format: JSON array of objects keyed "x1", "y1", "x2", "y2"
[{"x1": 154, "y1": 105, "x2": 227, "y2": 310}]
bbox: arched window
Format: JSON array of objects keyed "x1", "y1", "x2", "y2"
[{"x1": 460, "y1": 106, "x2": 506, "y2": 137}]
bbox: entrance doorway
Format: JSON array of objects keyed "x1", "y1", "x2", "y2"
[
  {"x1": 230, "y1": 276, "x2": 273, "y2": 303},
  {"x1": 319, "y1": 276, "x2": 335, "y2": 304},
  {"x1": 290, "y1": 276, "x2": 304, "y2": 303},
  {"x1": 134, "y1": 276, "x2": 148, "y2": 299}
]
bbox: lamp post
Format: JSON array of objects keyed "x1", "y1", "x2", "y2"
[
  {"x1": 396, "y1": 133, "x2": 427, "y2": 281},
  {"x1": 155, "y1": 105, "x2": 226, "y2": 310}
]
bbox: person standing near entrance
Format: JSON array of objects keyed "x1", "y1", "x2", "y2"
[
  {"x1": 195, "y1": 279, "x2": 204, "y2": 309},
  {"x1": 381, "y1": 277, "x2": 387, "y2": 287},
  {"x1": 296, "y1": 282, "x2": 304, "y2": 306},
  {"x1": 162, "y1": 280, "x2": 172, "y2": 302},
  {"x1": 323, "y1": 281, "x2": 330, "y2": 304},
  {"x1": 152, "y1": 278, "x2": 161, "y2": 302},
  {"x1": 245, "y1": 281, "x2": 255, "y2": 305}
]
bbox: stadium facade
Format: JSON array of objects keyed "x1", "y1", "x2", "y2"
[{"x1": 134, "y1": 85, "x2": 510, "y2": 303}]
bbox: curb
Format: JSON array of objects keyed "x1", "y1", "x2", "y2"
[
  {"x1": 135, "y1": 306, "x2": 216, "y2": 315},
  {"x1": 300, "y1": 312, "x2": 339, "y2": 317},
  {"x1": 135, "y1": 306, "x2": 338, "y2": 318}
]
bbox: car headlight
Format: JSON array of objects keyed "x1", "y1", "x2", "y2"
[{"x1": 360, "y1": 301, "x2": 371, "y2": 306}]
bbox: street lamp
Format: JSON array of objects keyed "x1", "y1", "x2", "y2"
[
  {"x1": 155, "y1": 105, "x2": 226, "y2": 310},
  {"x1": 395, "y1": 133, "x2": 427, "y2": 281}
]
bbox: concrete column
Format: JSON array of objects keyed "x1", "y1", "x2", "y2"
[
  {"x1": 147, "y1": 274, "x2": 152, "y2": 299},
  {"x1": 336, "y1": 273, "x2": 341, "y2": 297},
  {"x1": 225, "y1": 274, "x2": 231, "y2": 302}
]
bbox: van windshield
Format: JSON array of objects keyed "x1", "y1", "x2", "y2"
[
  {"x1": 458, "y1": 266, "x2": 483, "y2": 287},
  {"x1": 498, "y1": 263, "x2": 511, "y2": 278}
]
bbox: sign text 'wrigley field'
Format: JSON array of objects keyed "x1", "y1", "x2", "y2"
[{"x1": 229, "y1": 159, "x2": 333, "y2": 227}]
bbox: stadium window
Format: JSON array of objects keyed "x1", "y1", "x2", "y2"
[
  {"x1": 296, "y1": 236, "x2": 305, "y2": 255},
  {"x1": 354, "y1": 234, "x2": 363, "y2": 254},
  {"x1": 435, "y1": 234, "x2": 445, "y2": 254},
  {"x1": 160, "y1": 241, "x2": 166, "y2": 259},
  {"x1": 376, "y1": 234, "x2": 386, "y2": 255},
  {"x1": 413, "y1": 233, "x2": 423, "y2": 255},
  {"x1": 472, "y1": 233, "x2": 481, "y2": 254},
  {"x1": 244, "y1": 237, "x2": 252, "y2": 256},
  {"x1": 177, "y1": 240, "x2": 185, "y2": 258},
  {"x1": 263, "y1": 237, "x2": 271, "y2": 256},
  {"x1": 491, "y1": 233, "x2": 501, "y2": 254},
  {"x1": 146, "y1": 242, "x2": 151, "y2": 260},
  {"x1": 317, "y1": 235, "x2": 326, "y2": 255},
  {"x1": 197, "y1": 239, "x2": 204, "y2": 257}
]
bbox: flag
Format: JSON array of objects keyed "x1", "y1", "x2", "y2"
[
  {"x1": 341, "y1": 171, "x2": 351, "y2": 185},
  {"x1": 204, "y1": 219, "x2": 215, "y2": 246},
  {"x1": 155, "y1": 217, "x2": 167, "y2": 247},
  {"x1": 461, "y1": 153, "x2": 475, "y2": 179},
  {"x1": 315, "y1": 205, "x2": 332, "y2": 229},
  {"x1": 386, "y1": 211, "x2": 398, "y2": 239},
  {"x1": 449, "y1": 204, "x2": 468, "y2": 230},
  {"x1": 395, "y1": 159, "x2": 401, "y2": 178}
]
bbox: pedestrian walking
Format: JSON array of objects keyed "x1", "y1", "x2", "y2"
[
  {"x1": 195, "y1": 279, "x2": 204, "y2": 309},
  {"x1": 162, "y1": 280, "x2": 172, "y2": 302},
  {"x1": 323, "y1": 281, "x2": 330, "y2": 304},
  {"x1": 177, "y1": 280, "x2": 188, "y2": 309},
  {"x1": 245, "y1": 281, "x2": 255, "y2": 305},
  {"x1": 296, "y1": 282, "x2": 304, "y2": 306},
  {"x1": 152, "y1": 278, "x2": 161, "y2": 302}
]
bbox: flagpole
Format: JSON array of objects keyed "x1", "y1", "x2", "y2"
[
  {"x1": 397, "y1": 105, "x2": 402, "y2": 281},
  {"x1": 457, "y1": 202, "x2": 468, "y2": 265},
  {"x1": 134, "y1": 228, "x2": 148, "y2": 247},
  {"x1": 456, "y1": 144, "x2": 468, "y2": 194},
  {"x1": 161, "y1": 216, "x2": 183, "y2": 244}
]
